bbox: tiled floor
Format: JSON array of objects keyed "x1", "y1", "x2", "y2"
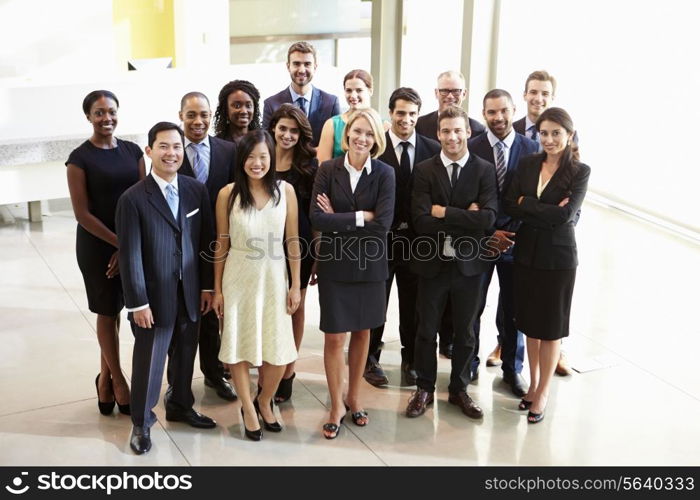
[{"x1": 1, "y1": 199, "x2": 699, "y2": 466}]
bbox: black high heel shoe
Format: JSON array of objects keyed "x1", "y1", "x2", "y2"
[
  {"x1": 254, "y1": 398, "x2": 282, "y2": 432},
  {"x1": 95, "y1": 374, "x2": 115, "y2": 416},
  {"x1": 240, "y1": 407, "x2": 262, "y2": 441},
  {"x1": 274, "y1": 372, "x2": 295, "y2": 403}
]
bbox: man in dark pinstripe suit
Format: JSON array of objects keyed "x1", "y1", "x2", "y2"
[{"x1": 116, "y1": 122, "x2": 217, "y2": 455}]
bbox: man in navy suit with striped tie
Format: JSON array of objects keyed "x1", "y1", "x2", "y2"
[
  {"x1": 116, "y1": 122, "x2": 217, "y2": 455},
  {"x1": 467, "y1": 89, "x2": 538, "y2": 396}
]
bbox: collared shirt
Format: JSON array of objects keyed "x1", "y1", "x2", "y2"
[
  {"x1": 486, "y1": 128, "x2": 516, "y2": 168},
  {"x1": 388, "y1": 129, "x2": 416, "y2": 170},
  {"x1": 525, "y1": 116, "x2": 537, "y2": 140},
  {"x1": 439, "y1": 151, "x2": 469, "y2": 258},
  {"x1": 184, "y1": 135, "x2": 211, "y2": 177},
  {"x1": 289, "y1": 84, "x2": 313, "y2": 116},
  {"x1": 343, "y1": 153, "x2": 372, "y2": 227}
]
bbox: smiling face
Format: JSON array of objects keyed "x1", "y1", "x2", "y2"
[
  {"x1": 389, "y1": 99, "x2": 419, "y2": 140},
  {"x1": 438, "y1": 116, "x2": 470, "y2": 160},
  {"x1": 244, "y1": 140, "x2": 271, "y2": 180},
  {"x1": 227, "y1": 90, "x2": 254, "y2": 130},
  {"x1": 179, "y1": 96, "x2": 211, "y2": 143},
  {"x1": 483, "y1": 96, "x2": 515, "y2": 140},
  {"x1": 344, "y1": 78, "x2": 372, "y2": 111},
  {"x1": 524, "y1": 79, "x2": 554, "y2": 121},
  {"x1": 273, "y1": 117, "x2": 300, "y2": 151},
  {"x1": 346, "y1": 116, "x2": 376, "y2": 157},
  {"x1": 286, "y1": 51, "x2": 316, "y2": 90},
  {"x1": 87, "y1": 96, "x2": 118, "y2": 138},
  {"x1": 146, "y1": 129, "x2": 183, "y2": 182},
  {"x1": 538, "y1": 119, "x2": 571, "y2": 157},
  {"x1": 435, "y1": 74, "x2": 466, "y2": 113}
]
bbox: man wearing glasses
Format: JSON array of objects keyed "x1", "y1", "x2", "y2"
[{"x1": 416, "y1": 70, "x2": 485, "y2": 143}]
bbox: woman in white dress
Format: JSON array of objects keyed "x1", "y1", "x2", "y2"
[{"x1": 211, "y1": 130, "x2": 301, "y2": 440}]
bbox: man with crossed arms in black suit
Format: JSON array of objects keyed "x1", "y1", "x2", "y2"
[
  {"x1": 177, "y1": 92, "x2": 237, "y2": 402},
  {"x1": 363, "y1": 87, "x2": 441, "y2": 388},
  {"x1": 406, "y1": 106, "x2": 497, "y2": 419},
  {"x1": 116, "y1": 122, "x2": 217, "y2": 455}
]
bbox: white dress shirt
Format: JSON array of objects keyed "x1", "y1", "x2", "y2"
[
  {"x1": 289, "y1": 84, "x2": 313, "y2": 116},
  {"x1": 486, "y1": 128, "x2": 516, "y2": 167},
  {"x1": 343, "y1": 153, "x2": 373, "y2": 227},
  {"x1": 184, "y1": 135, "x2": 211, "y2": 178},
  {"x1": 388, "y1": 129, "x2": 416, "y2": 170}
]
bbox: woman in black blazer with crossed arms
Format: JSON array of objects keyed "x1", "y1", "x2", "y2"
[
  {"x1": 505, "y1": 107, "x2": 590, "y2": 424},
  {"x1": 311, "y1": 107, "x2": 395, "y2": 439}
]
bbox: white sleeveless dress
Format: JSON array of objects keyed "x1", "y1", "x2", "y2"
[{"x1": 218, "y1": 181, "x2": 297, "y2": 366}]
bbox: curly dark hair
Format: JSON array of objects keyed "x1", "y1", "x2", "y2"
[
  {"x1": 214, "y1": 80, "x2": 261, "y2": 139},
  {"x1": 228, "y1": 130, "x2": 280, "y2": 215},
  {"x1": 267, "y1": 103, "x2": 317, "y2": 179}
]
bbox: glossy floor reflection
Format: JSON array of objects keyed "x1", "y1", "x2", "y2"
[{"x1": 1, "y1": 199, "x2": 698, "y2": 466}]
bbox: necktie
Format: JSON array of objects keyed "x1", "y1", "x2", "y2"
[
  {"x1": 450, "y1": 162, "x2": 460, "y2": 187},
  {"x1": 495, "y1": 141, "x2": 506, "y2": 192},
  {"x1": 189, "y1": 142, "x2": 208, "y2": 183},
  {"x1": 528, "y1": 125, "x2": 539, "y2": 142},
  {"x1": 165, "y1": 183, "x2": 179, "y2": 219},
  {"x1": 399, "y1": 141, "x2": 411, "y2": 183},
  {"x1": 295, "y1": 97, "x2": 307, "y2": 115}
]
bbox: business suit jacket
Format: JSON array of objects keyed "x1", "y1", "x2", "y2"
[
  {"x1": 179, "y1": 136, "x2": 236, "y2": 212},
  {"x1": 468, "y1": 132, "x2": 539, "y2": 233},
  {"x1": 513, "y1": 117, "x2": 527, "y2": 136},
  {"x1": 415, "y1": 110, "x2": 485, "y2": 142},
  {"x1": 378, "y1": 131, "x2": 441, "y2": 233},
  {"x1": 411, "y1": 154, "x2": 498, "y2": 279},
  {"x1": 116, "y1": 174, "x2": 214, "y2": 326},
  {"x1": 504, "y1": 155, "x2": 590, "y2": 270},
  {"x1": 310, "y1": 156, "x2": 395, "y2": 282},
  {"x1": 262, "y1": 86, "x2": 341, "y2": 146}
]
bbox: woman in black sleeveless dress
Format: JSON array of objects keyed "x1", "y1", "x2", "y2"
[{"x1": 66, "y1": 90, "x2": 145, "y2": 415}]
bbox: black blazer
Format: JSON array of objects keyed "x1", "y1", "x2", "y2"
[
  {"x1": 377, "y1": 131, "x2": 441, "y2": 232},
  {"x1": 415, "y1": 110, "x2": 485, "y2": 142},
  {"x1": 179, "y1": 136, "x2": 236, "y2": 213},
  {"x1": 116, "y1": 174, "x2": 214, "y2": 326},
  {"x1": 468, "y1": 132, "x2": 539, "y2": 232},
  {"x1": 410, "y1": 154, "x2": 498, "y2": 278},
  {"x1": 310, "y1": 156, "x2": 395, "y2": 282},
  {"x1": 262, "y1": 86, "x2": 341, "y2": 147},
  {"x1": 513, "y1": 117, "x2": 527, "y2": 136},
  {"x1": 504, "y1": 155, "x2": 591, "y2": 270}
]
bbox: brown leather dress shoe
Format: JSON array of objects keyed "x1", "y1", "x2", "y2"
[
  {"x1": 448, "y1": 391, "x2": 484, "y2": 419},
  {"x1": 486, "y1": 344, "x2": 502, "y2": 367},
  {"x1": 363, "y1": 361, "x2": 389, "y2": 387},
  {"x1": 555, "y1": 352, "x2": 573, "y2": 376},
  {"x1": 406, "y1": 388, "x2": 434, "y2": 418}
]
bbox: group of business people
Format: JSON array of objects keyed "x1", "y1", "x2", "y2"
[{"x1": 66, "y1": 40, "x2": 589, "y2": 454}]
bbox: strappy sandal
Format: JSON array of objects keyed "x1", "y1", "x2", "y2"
[
  {"x1": 322, "y1": 416, "x2": 345, "y2": 440},
  {"x1": 350, "y1": 410, "x2": 369, "y2": 427},
  {"x1": 274, "y1": 373, "x2": 295, "y2": 403},
  {"x1": 527, "y1": 410, "x2": 545, "y2": 424},
  {"x1": 518, "y1": 399, "x2": 533, "y2": 411}
]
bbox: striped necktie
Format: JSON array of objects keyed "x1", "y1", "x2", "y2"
[
  {"x1": 495, "y1": 141, "x2": 506, "y2": 192},
  {"x1": 189, "y1": 142, "x2": 209, "y2": 184},
  {"x1": 165, "y1": 183, "x2": 178, "y2": 219}
]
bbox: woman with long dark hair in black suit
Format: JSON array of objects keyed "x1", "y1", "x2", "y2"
[
  {"x1": 267, "y1": 103, "x2": 318, "y2": 403},
  {"x1": 505, "y1": 107, "x2": 590, "y2": 424},
  {"x1": 311, "y1": 108, "x2": 395, "y2": 439}
]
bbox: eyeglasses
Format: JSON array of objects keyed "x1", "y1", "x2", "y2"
[{"x1": 438, "y1": 88, "x2": 464, "y2": 97}]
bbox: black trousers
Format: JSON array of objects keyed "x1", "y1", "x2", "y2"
[
  {"x1": 414, "y1": 263, "x2": 483, "y2": 394},
  {"x1": 368, "y1": 258, "x2": 418, "y2": 365},
  {"x1": 197, "y1": 309, "x2": 225, "y2": 380},
  {"x1": 131, "y1": 285, "x2": 199, "y2": 428}
]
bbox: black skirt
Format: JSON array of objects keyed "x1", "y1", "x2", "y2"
[
  {"x1": 513, "y1": 263, "x2": 576, "y2": 341},
  {"x1": 76, "y1": 226, "x2": 124, "y2": 316},
  {"x1": 318, "y1": 278, "x2": 386, "y2": 333}
]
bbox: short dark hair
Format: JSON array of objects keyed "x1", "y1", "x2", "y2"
[
  {"x1": 388, "y1": 87, "x2": 422, "y2": 111},
  {"x1": 287, "y1": 41, "x2": 317, "y2": 63},
  {"x1": 82, "y1": 90, "x2": 119, "y2": 116},
  {"x1": 228, "y1": 130, "x2": 280, "y2": 214},
  {"x1": 147, "y1": 122, "x2": 184, "y2": 148},
  {"x1": 438, "y1": 106, "x2": 470, "y2": 130},
  {"x1": 213, "y1": 80, "x2": 261, "y2": 139},
  {"x1": 524, "y1": 70, "x2": 557, "y2": 96},
  {"x1": 483, "y1": 88, "x2": 514, "y2": 108},
  {"x1": 180, "y1": 91, "x2": 209, "y2": 110}
]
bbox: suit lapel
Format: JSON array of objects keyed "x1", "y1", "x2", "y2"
[
  {"x1": 433, "y1": 157, "x2": 452, "y2": 201},
  {"x1": 146, "y1": 175, "x2": 180, "y2": 231},
  {"x1": 353, "y1": 164, "x2": 377, "y2": 200},
  {"x1": 332, "y1": 160, "x2": 354, "y2": 204}
]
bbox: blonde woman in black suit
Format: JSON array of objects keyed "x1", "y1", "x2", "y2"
[
  {"x1": 310, "y1": 108, "x2": 395, "y2": 439},
  {"x1": 505, "y1": 107, "x2": 590, "y2": 424}
]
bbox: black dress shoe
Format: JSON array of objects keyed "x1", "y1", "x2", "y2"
[
  {"x1": 165, "y1": 408, "x2": 217, "y2": 429},
  {"x1": 400, "y1": 362, "x2": 417, "y2": 386},
  {"x1": 204, "y1": 377, "x2": 238, "y2": 401},
  {"x1": 503, "y1": 372, "x2": 528, "y2": 398},
  {"x1": 130, "y1": 425, "x2": 152, "y2": 454},
  {"x1": 439, "y1": 343, "x2": 453, "y2": 359},
  {"x1": 363, "y1": 361, "x2": 389, "y2": 387},
  {"x1": 470, "y1": 366, "x2": 480, "y2": 382}
]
